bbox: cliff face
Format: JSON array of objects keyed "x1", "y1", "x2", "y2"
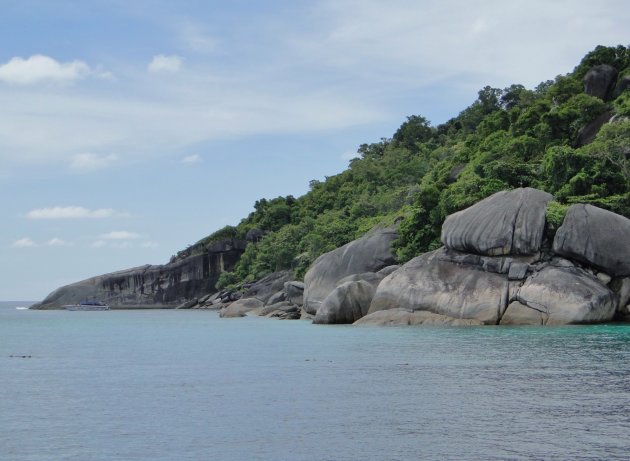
[{"x1": 31, "y1": 239, "x2": 246, "y2": 309}]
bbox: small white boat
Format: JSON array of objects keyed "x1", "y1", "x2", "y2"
[{"x1": 63, "y1": 301, "x2": 110, "y2": 311}]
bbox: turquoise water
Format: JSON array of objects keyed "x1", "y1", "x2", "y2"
[{"x1": 2, "y1": 301, "x2": 630, "y2": 460}]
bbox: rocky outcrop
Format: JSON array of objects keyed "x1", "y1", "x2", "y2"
[
  {"x1": 31, "y1": 238, "x2": 247, "y2": 309},
  {"x1": 242, "y1": 270, "x2": 292, "y2": 304},
  {"x1": 336, "y1": 272, "x2": 386, "y2": 289},
  {"x1": 365, "y1": 189, "x2": 626, "y2": 326},
  {"x1": 553, "y1": 204, "x2": 630, "y2": 277},
  {"x1": 575, "y1": 110, "x2": 614, "y2": 147},
  {"x1": 266, "y1": 290, "x2": 287, "y2": 306},
  {"x1": 368, "y1": 249, "x2": 510, "y2": 324},
  {"x1": 355, "y1": 309, "x2": 483, "y2": 326},
  {"x1": 219, "y1": 298, "x2": 264, "y2": 318},
  {"x1": 584, "y1": 64, "x2": 618, "y2": 100},
  {"x1": 259, "y1": 301, "x2": 301, "y2": 320},
  {"x1": 441, "y1": 188, "x2": 553, "y2": 256},
  {"x1": 313, "y1": 280, "x2": 376, "y2": 324},
  {"x1": 284, "y1": 281, "x2": 304, "y2": 306},
  {"x1": 502, "y1": 266, "x2": 617, "y2": 325},
  {"x1": 303, "y1": 228, "x2": 398, "y2": 315}
]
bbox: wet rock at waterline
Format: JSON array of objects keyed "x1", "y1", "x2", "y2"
[
  {"x1": 303, "y1": 227, "x2": 398, "y2": 315},
  {"x1": 313, "y1": 280, "x2": 376, "y2": 325}
]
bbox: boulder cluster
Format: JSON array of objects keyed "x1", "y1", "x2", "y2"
[
  {"x1": 303, "y1": 188, "x2": 630, "y2": 326},
  {"x1": 31, "y1": 186, "x2": 630, "y2": 328}
]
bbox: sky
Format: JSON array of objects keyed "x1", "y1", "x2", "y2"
[{"x1": 1, "y1": 0, "x2": 629, "y2": 300}]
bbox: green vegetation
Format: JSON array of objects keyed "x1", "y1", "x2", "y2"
[
  {"x1": 545, "y1": 201, "x2": 570, "y2": 238},
  {"x1": 185, "y1": 45, "x2": 630, "y2": 289}
]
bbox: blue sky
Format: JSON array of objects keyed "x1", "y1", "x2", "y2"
[{"x1": 1, "y1": 0, "x2": 629, "y2": 300}]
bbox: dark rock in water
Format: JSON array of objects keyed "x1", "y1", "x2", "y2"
[
  {"x1": 355, "y1": 309, "x2": 483, "y2": 326},
  {"x1": 284, "y1": 281, "x2": 305, "y2": 306},
  {"x1": 313, "y1": 280, "x2": 376, "y2": 324},
  {"x1": 584, "y1": 64, "x2": 618, "y2": 100},
  {"x1": 552, "y1": 204, "x2": 630, "y2": 277},
  {"x1": 31, "y1": 238, "x2": 247, "y2": 310},
  {"x1": 242, "y1": 270, "x2": 292, "y2": 304},
  {"x1": 514, "y1": 266, "x2": 617, "y2": 325},
  {"x1": 219, "y1": 298, "x2": 264, "y2": 318},
  {"x1": 176, "y1": 298, "x2": 198, "y2": 309},
  {"x1": 259, "y1": 301, "x2": 298, "y2": 317},
  {"x1": 441, "y1": 188, "x2": 552, "y2": 256},
  {"x1": 369, "y1": 249, "x2": 509, "y2": 324},
  {"x1": 303, "y1": 228, "x2": 398, "y2": 314},
  {"x1": 258, "y1": 301, "x2": 301, "y2": 319}
]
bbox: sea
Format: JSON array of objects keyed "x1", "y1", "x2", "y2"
[{"x1": 2, "y1": 300, "x2": 630, "y2": 461}]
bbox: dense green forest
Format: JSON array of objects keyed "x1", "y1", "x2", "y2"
[{"x1": 182, "y1": 46, "x2": 630, "y2": 290}]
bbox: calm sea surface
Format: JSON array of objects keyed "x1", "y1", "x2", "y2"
[{"x1": 2, "y1": 301, "x2": 630, "y2": 460}]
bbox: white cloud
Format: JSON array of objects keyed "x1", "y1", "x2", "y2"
[
  {"x1": 0, "y1": 1, "x2": 629, "y2": 170},
  {"x1": 182, "y1": 154, "x2": 201, "y2": 164},
  {"x1": 26, "y1": 206, "x2": 119, "y2": 219},
  {"x1": 70, "y1": 153, "x2": 118, "y2": 171},
  {"x1": 99, "y1": 231, "x2": 141, "y2": 240},
  {"x1": 176, "y1": 22, "x2": 219, "y2": 53},
  {"x1": 46, "y1": 237, "x2": 69, "y2": 246},
  {"x1": 0, "y1": 55, "x2": 92, "y2": 85},
  {"x1": 141, "y1": 241, "x2": 159, "y2": 248},
  {"x1": 148, "y1": 55, "x2": 183, "y2": 73},
  {"x1": 110, "y1": 241, "x2": 133, "y2": 249},
  {"x1": 12, "y1": 237, "x2": 37, "y2": 248},
  {"x1": 91, "y1": 240, "x2": 106, "y2": 248}
]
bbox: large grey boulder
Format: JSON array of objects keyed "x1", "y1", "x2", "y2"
[
  {"x1": 313, "y1": 280, "x2": 376, "y2": 324},
  {"x1": 500, "y1": 301, "x2": 546, "y2": 325},
  {"x1": 266, "y1": 290, "x2": 286, "y2": 306},
  {"x1": 552, "y1": 204, "x2": 630, "y2": 277},
  {"x1": 284, "y1": 281, "x2": 305, "y2": 306},
  {"x1": 336, "y1": 272, "x2": 385, "y2": 288},
  {"x1": 513, "y1": 266, "x2": 617, "y2": 325},
  {"x1": 355, "y1": 309, "x2": 483, "y2": 326},
  {"x1": 441, "y1": 188, "x2": 553, "y2": 256},
  {"x1": 368, "y1": 249, "x2": 509, "y2": 324},
  {"x1": 584, "y1": 64, "x2": 618, "y2": 100},
  {"x1": 219, "y1": 298, "x2": 264, "y2": 318},
  {"x1": 303, "y1": 228, "x2": 398, "y2": 314}
]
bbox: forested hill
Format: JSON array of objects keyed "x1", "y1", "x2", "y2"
[{"x1": 181, "y1": 45, "x2": 630, "y2": 290}]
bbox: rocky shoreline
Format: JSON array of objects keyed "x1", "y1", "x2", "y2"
[{"x1": 31, "y1": 187, "x2": 630, "y2": 327}]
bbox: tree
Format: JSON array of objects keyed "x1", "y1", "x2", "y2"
[{"x1": 392, "y1": 115, "x2": 434, "y2": 151}]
